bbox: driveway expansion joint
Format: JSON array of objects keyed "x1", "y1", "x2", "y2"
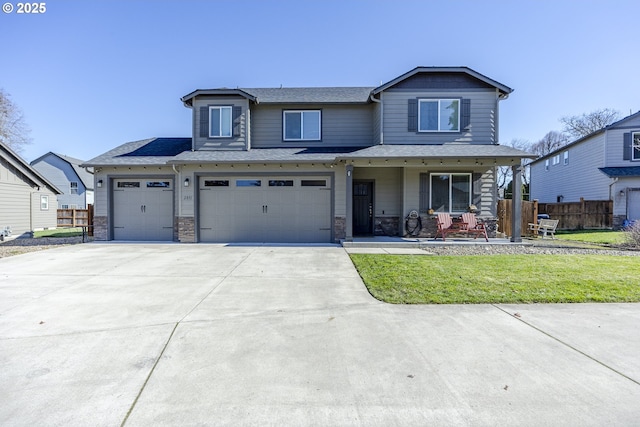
[{"x1": 492, "y1": 304, "x2": 640, "y2": 387}]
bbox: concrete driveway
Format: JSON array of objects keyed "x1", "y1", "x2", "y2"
[{"x1": 1, "y1": 244, "x2": 639, "y2": 426}]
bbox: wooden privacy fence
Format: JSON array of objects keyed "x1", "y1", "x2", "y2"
[
  {"x1": 57, "y1": 205, "x2": 93, "y2": 235},
  {"x1": 497, "y1": 199, "x2": 537, "y2": 237},
  {"x1": 538, "y1": 198, "x2": 612, "y2": 230},
  {"x1": 497, "y1": 198, "x2": 613, "y2": 236}
]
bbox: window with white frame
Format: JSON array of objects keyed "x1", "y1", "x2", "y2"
[
  {"x1": 283, "y1": 110, "x2": 321, "y2": 141},
  {"x1": 70, "y1": 181, "x2": 78, "y2": 194},
  {"x1": 633, "y1": 132, "x2": 640, "y2": 160},
  {"x1": 40, "y1": 195, "x2": 49, "y2": 210},
  {"x1": 429, "y1": 173, "x2": 471, "y2": 213},
  {"x1": 418, "y1": 99, "x2": 460, "y2": 132},
  {"x1": 563, "y1": 151, "x2": 569, "y2": 165},
  {"x1": 545, "y1": 159, "x2": 549, "y2": 171},
  {"x1": 209, "y1": 106, "x2": 232, "y2": 138}
]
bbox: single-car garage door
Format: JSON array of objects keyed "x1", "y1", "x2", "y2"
[
  {"x1": 113, "y1": 179, "x2": 174, "y2": 241},
  {"x1": 199, "y1": 175, "x2": 332, "y2": 243}
]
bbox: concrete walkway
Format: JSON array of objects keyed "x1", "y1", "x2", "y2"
[{"x1": 1, "y1": 244, "x2": 639, "y2": 426}]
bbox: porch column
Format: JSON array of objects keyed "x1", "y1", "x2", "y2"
[
  {"x1": 345, "y1": 164, "x2": 354, "y2": 242},
  {"x1": 510, "y1": 164, "x2": 523, "y2": 243}
]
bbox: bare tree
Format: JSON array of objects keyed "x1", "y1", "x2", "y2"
[
  {"x1": 0, "y1": 89, "x2": 32, "y2": 153},
  {"x1": 560, "y1": 108, "x2": 621, "y2": 139},
  {"x1": 530, "y1": 131, "x2": 569, "y2": 157},
  {"x1": 497, "y1": 138, "x2": 533, "y2": 197}
]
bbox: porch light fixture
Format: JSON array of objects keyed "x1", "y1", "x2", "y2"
[
  {"x1": 620, "y1": 190, "x2": 625, "y2": 197},
  {"x1": 97, "y1": 180, "x2": 103, "y2": 188},
  {"x1": 184, "y1": 178, "x2": 190, "y2": 187}
]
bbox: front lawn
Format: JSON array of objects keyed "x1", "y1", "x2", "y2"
[
  {"x1": 34, "y1": 227, "x2": 84, "y2": 238},
  {"x1": 350, "y1": 254, "x2": 640, "y2": 304},
  {"x1": 555, "y1": 230, "x2": 626, "y2": 245}
]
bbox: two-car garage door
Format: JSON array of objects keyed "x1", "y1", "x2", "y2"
[{"x1": 198, "y1": 175, "x2": 332, "y2": 243}]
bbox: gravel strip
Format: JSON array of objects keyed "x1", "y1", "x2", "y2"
[
  {"x1": 424, "y1": 240, "x2": 640, "y2": 256},
  {"x1": 0, "y1": 236, "x2": 88, "y2": 258}
]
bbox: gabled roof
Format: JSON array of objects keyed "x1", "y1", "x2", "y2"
[
  {"x1": 181, "y1": 87, "x2": 374, "y2": 107},
  {"x1": 0, "y1": 142, "x2": 62, "y2": 194},
  {"x1": 530, "y1": 110, "x2": 640, "y2": 165},
  {"x1": 599, "y1": 166, "x2": 640, "y2": 178},
  {"x1": 31, "y1": 152, "x2": 94, "y2": 190},
  {"x1": 372, "y1": 66, "x2": 513, "y2": 97}
]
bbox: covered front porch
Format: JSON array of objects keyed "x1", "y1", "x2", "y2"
[{"x1": 338, "y1": 144, "x2": 535, "y2": 243}]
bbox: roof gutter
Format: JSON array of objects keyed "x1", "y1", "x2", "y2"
[{"x1": 369, "y1": 93, "x2": 383, "y2": 145}]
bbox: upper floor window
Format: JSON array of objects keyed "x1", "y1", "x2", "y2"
[
  {"x1": 563, "y1": 151, "x2": 569, "y2": 165},
  {"x1": 545, "y1": 159, "x2": 549, "y2": 171},
  {"x1": 70, "y1": 181, "x2": 78, "y2": 194},
  {"x1": 418, "y1": 99, "x2": 460, "y2": 132},
  {"x1": 283, "y1": 110, "x2": 321, "y2": 141},
  {"x1": 209, "y1": 106, "x2": 232, "y2": 138},
  {"x1": 633, "y1": 132, "x2": 640, "y2": 161}
]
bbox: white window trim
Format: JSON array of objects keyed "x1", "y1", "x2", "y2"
[
  {"x1": 563, "y1": 151, "x2": 569, "y2": 165},
  {"x1": 418, "y1": 99, "x2": 460, "y2": 132},
  {"x1": 40, "y1": 195, "x2": 49, "y2": 211},
  {"x1": 283, "y1": 110, "x2": 322, "y2": 141},
  {"x1": 545, "y1": 159, "x2": 549, "y2": 171},
  {"x1": 209, "y1": 106, "x2": 233, "y2": 138},
  {"x1": 70, "y1": 181, "x2": 78, "y2": 194},
  {"x1": 633, "y1": 132, "x2": 640, "y2": 161},
  {"x1": 428, "y1": 172, "x2": 472, "y2": 214}
]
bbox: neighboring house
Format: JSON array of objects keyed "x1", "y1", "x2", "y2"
[
  {"x1": 30, "y1": 152, "x2": 94, "y2": 209},
  {"x1": 84, "y1": 66, "x2": 533, "y2": 243},
  {"x1": 0, "y1": 142, "x2": 61, "y2": 237},
  {"x1": 530, "y1": 111, "x2": 640, "y2": 228}
]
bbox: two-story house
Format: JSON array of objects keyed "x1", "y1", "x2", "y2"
[
  {"x1": 530, "y1": 111, "x2": 640, "y2": 228},
  {"x1": 30, "y1": 152, "x2": 94, "y2": 209},
  {"x1": 85, "y1": 67, "x2": 533, "y2": 243}
]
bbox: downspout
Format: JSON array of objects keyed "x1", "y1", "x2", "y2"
[
  {"x1": 608, "y1": 177, "x2": 619, "y2": 200},
  {"x1": 370, "y1": 93, "x2": 383, "y2": 145}
]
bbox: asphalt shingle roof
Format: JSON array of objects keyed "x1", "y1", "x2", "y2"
[{"x1": 241, "y1": 87, "x2": 375, "y2": 104}]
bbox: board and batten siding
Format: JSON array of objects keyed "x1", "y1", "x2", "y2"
[
  {"x1": 382, "y1": 89, "x2": 499, "y2": 145},
  {"x1": 250, "y1": 104, "x2": 374, "y2": 148},
  {"x1": 530, "y1": 133, "x2": 610, "y2": 203},
  {"x1": 605, "y1": 115, "x2": 640, "y2": 167},
  {"x1": 192, "y1": 96, "x2": 249, "y2": 151}
]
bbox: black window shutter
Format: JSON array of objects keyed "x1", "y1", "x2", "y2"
[
  {"x1": 232, "y1": 106, "x2": 242, "y2": 137},
  {"x1": 472, "y1": 172, "x2": 483, "y2": 207},
  {"x1": 461, "y1": 99, "x2": 471, "y2": 130},
  {"x1": 199, "y1": 106, "x2": 209, "y2": 138},
  {"x1": 623, "y1": 132, "x2": 631, "y2": 160},
  {"x1": 419, "y1": 173, "x2": 429, "y2": 212},
  {"x1": 408, "y1": 99, "x2": 418, "y2": 132}
]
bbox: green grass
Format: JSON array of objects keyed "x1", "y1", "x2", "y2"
[
  {"x1": 33, "y1": 227, "x2": 84, "y2": 238},
  {"x1": 555, "y1": 230, "x2": 626, "y2": 245},
  {"x1": 350, "y1": 254, "x2": 640, "y2": 304}
]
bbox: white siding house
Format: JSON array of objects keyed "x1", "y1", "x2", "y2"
[{"x1": 530, "y1": 111, "x2": 640, "y2": 228}]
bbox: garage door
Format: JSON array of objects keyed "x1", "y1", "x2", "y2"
[
  {"x1": 113, "y1": 179, "x2": 174, "y2": 241},
  {"x1": 629, "y1": 189, "x2": 640, "y2": 221},
  {"x1": 199, "y1": 176, "x2": 332, "y2": 243}
]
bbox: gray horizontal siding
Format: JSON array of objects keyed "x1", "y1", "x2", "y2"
[
  {"x1": 605, "y1": 115, "x2": 640, "y2": 167},
  {"x1": 192, "y1": 96, "x2": 249, "y2": 151},
  {"x1": 250, "y1": 104, "x2": 374, "y2": 148},
  {"x1": 530, "y1": 133, "x2": 610, "y2": 203},
  {"x1": 31, "y1": 155, "x2": 89, "y2": 208},
  {"x1": 382, "y1": 89, "x2": 498, "y2": 145}
]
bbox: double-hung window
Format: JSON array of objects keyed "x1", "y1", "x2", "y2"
[
  {"x1": 429, "y1": 173, "x2": 471, "y2": 213},
  {"x1": 419, "y1": 99, "x2": 460, "y2": 132},
  {"x1": 209, "y1": 106, "x2": 232, "y2": 138},
  {"x1": 633, "y1": 132, "x2": 640, "y2": 161},
  {"x1": 40, "y1": 195, "x2": 49, "y2": 210},
  {"x1": 70, "y1": 181, "x2": 78, "y2": 194},
  {"x1": 283, "y1": 110, "x2": 321, "y2": 141}
]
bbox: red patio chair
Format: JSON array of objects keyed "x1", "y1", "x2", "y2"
[
  {"x1": 435, "y1": 213, "x2": 464, "y2": 241},
  {"x1": 461, "y1": 213, "x2": 489, "y2": 242}
]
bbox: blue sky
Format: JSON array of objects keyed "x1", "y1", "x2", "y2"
[{"x1": 2, "y1": 0, "x2": 639, "y2": 162}]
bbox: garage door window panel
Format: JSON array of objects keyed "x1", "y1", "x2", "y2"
[{"x1": 236, "y1": 179, "x2": 262, "y2": 187}]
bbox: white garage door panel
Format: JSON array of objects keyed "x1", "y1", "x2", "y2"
[
  {"x1": 629, "y1": 190, "x2": 640, "y2": 221},
  {"x1": 199, "y1": 176, "x2": 331, "y2": 243},
  {"x1": 113, "y1": 179, "x2": 174, "y2": 241}
]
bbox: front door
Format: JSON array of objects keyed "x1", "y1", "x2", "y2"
[{"x1": 353, "y1": 181, "x2": 373, "y2": 235}]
